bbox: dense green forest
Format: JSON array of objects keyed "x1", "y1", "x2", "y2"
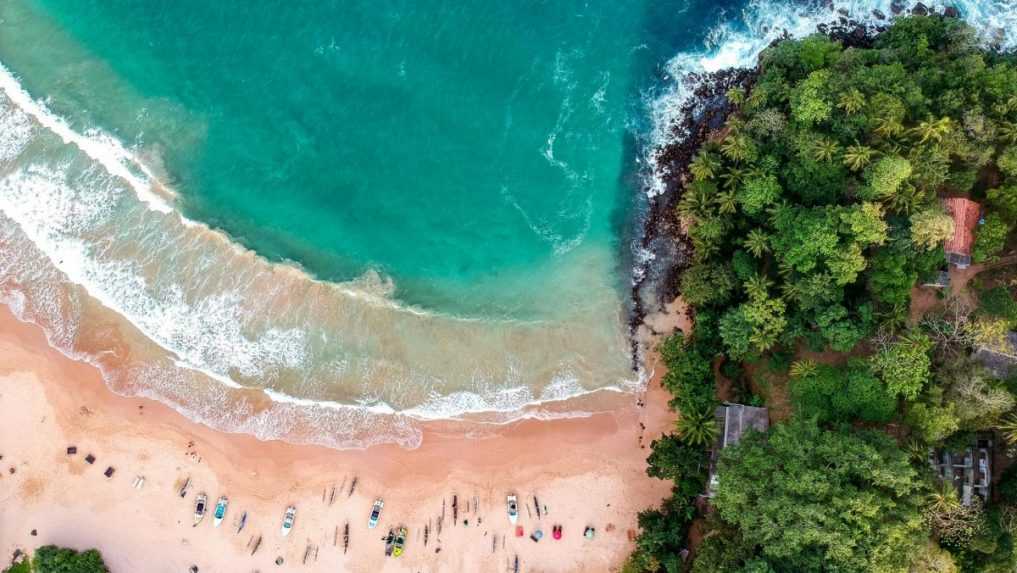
[
  {"x1": 628, "y1": 15, "x2": 1017, "y2": 573},
  {"x1": 2, "y1": 546, "x2": 109, "y2": 573}
]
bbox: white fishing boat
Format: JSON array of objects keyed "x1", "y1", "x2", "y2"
[
  {"x1": 213, "y1": 495, "x2": 229, "y2": 527},
  {"x1": 507, "y1": 494, "x2": 518, "y2": 524},
  {"x1": 368, "y1": 499, "x2": 384, "y2": 529},
  {"x1": 193, "y1": 493, "x2": 208, "y2": 526},
  {"x1": 280, "y1": 505, "x2": 297, "y2": 537}
]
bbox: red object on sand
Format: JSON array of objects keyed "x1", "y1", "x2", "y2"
[
  {"x1": 553, "y1": 525, "x2": 562, "y2": 540},
  {"x1": 515, "y1": 526, "x2": 524, "y2": 537}
]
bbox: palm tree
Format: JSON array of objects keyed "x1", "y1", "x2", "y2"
[
  {"x1": 837, "y1": 89, "x2": 866, "y2": 115},
  {"x1": 874, "y1": 117, "x2": 904, "y2": 138},
  {"x1": 811, "y1": 138, "x2": 840, "y2": 162},
  {"x1": 911, "y1": 117, "x2": 954, "y2": 144},
  {"x1": 677, "y1": 186, "x2": 713, "y2": 219},
  {"x1": 676, "y1": 409, "x2": 718, "y2": 448},
  {"x1": 999, "y1": 413, "x2": 1017, "y2": 445},
  {"x1": 720, "y1": 167, "x2": 746, "y2": 191},
  {"x1": 999, "y1": 121, "x2": 1017, "y2": 145},
  {"x1": 689, "y1": 152, "x2": 721, "y2": 181},
  {"x1": 726, "y1": 87, "x2": 746, "y2": 106},
  {"x1": 744, "y1": 273, "x2": 773, "y2": 300},
  {"x1": 721, "y1": 133, "x2": 755, "y2": 163},
  {"x1": 716, "y1": 190, "x2": 738, "y2": 215},
  {"x1": 843, "y1": 144, "x2": 875, "y2": 171},
  {"x1": 789, "y1": 359, "x2": 817, "y2": 379},
  {"x1": 743, "y1": 229, "x2": 770, "y2": 257}
]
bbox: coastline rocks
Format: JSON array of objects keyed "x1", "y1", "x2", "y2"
[
  {"x1": 891, "y1": 0, "x2": 906, "y2": 15},
  {"x1": 872, "y1": 9, "x2": 886, "y2": 20},
  {"x1": 911, "y1": 3, "x2": 929, "y2": 16},
  {"x1": 943, "y1": 6, "x2": 960, "y2": 19}
]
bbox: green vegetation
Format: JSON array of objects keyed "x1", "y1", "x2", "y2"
[
  {"x1": 2, "y1": 546, "x2": 109, "y2": 573},
  {"x1": 629, "y1": 15, "x2": 1017, "y2": 573}
]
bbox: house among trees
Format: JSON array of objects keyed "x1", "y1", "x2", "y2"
[
  {"x1": 942, "y1": 197, "x2": 981, "y2": 269},
  {"x1": 707, "y1": 403, "x2": 769, "y2": 497},
  {"x1": 930, "y1": 436, "x2": 993, "y2": 507},
  {"x1": 973, "y1": 331, "x2": 1017, "y2": 379}
]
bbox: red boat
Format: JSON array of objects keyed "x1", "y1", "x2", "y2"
[{"x1": 552, "y1": 525, "x2": 562, "y2": 540}]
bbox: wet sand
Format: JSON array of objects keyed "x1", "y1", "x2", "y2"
[{"x1": 0, "y1": 303, "x2": 681, "y2": 572}]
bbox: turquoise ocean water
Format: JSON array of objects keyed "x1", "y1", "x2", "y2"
[{"x1": 1, "y1": 0, "x2": 1014, "y2": 448}]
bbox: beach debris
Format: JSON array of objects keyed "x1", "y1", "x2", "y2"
[
  {"x1": 343, "y1": 522, "x2": 350, "y2": 554},
  {"x1": 280, "y1": 505, "x2": 297, "y2": 536},
  {"x1": 103, "y1": 466, "x2": 115, "y2": 478},
  {"x1": 584, "y1": 526, "x2": 596, "y2": 540},
  {"x1": 189, "y1": 566, "x2": 198, "y2": 573},
  {"x1": 132, "y1": 476, "x2": 145, "y2": 489},
  {"x1": 424, "y1": 523, "x2": 430, "y2": 547},
  {"x1": 506, "y1": 494, "x2": 518, "y2": 524},
  {"x1": 452, "y1": 495, "x2": 458, "y2": 524},
  {"x1": 84, "y1": 454, "x2": 96, "y2": 465},
  {"x1": 525, "y1": 503, "x2": 532, "y2": 519},
  {"x1": 251, "y1": 535, "x2": 263, "y2": 555},
  {"x1": 339, "y1": 476, "x2": 347, "y2": 497},
  {"x1": 213, "y1": 496, "x2": 229, "y2": 527},
  {"x1": 492, "y1": 534, "x2": 497, "y2": 553},
  {"x1": 66, "y1": 446, "x2": 77, "y2": 455},
  {"x1": 178, "y1": 477, "x2": 191, "y2": 498},
  {"x1": 530, "y1": 529, "x2": 543, "y2": 543},
  {"x1": 368, "y1": 498, "x2": 384, "y2": 529},
  {"x1": 515, "y1": 526, "x2": 524, "y2": 538},
  {"x1": 274, "y1": 556, "x2": 283, "y2": 565},
  {"x1": 236, "y1": 511, "x2": 248, "y2": 535},
  {"x1": 533, "y1": 496, "x2": 541, "y2": 519},
  {"x1": 347, "y1": 476, "x2": 358, "y2": 498},
  {"x1": 333, "y1": 526, "x2": 338, "y2": 546},
  {"x1": 30, "y1": 529, "x2": 37, "y2": 536},
  {"x1": 328, "y1": 484, "x2": 337, "y2": 506},
  {"x1": 193, "y1": 493, "x2": 208, "y2": 526}
]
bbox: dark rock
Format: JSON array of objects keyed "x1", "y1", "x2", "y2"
[
  {"x1": 891, "y1": 0, "x2": 905, "y2": 15},
  {"x1": 912, "y1": 2, "x2": 929, "y2": 16},
  {"x1": 944, "y1": 6, "x2": 960, "y2": 18},
  {"x1": 30, "y1": 529, "x2": 37, "y2": 536},
  {"x1": 873, "y1": 9, "x2": 886, "y2": 20},
  {"x1": 66, "y1": 446, "x2": 77, "y2": 455},
  {"x1": 837, "y1": 8, "x2": 849, "y2": 16},
  {"x1": 85, "y1": 454, "x2": 96, "y2": 464},
  {"x1": 104, "y1": 466, "x2": 115, "y2": 478}
]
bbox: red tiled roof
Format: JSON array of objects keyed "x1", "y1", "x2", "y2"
[{"x1": 943, "y1": 197, "x2": 980, "y2": 256}]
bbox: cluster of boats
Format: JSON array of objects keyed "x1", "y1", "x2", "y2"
[{"x1": 182, "y1": 489, "x2": 539, "y2": 559}]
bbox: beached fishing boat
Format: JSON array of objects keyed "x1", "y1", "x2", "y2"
[
  {"x1": 280, "y1": 505, "x2": 297, "y2": 536},
  {"x1": 368, "y1": 498, "x2": 384, "y2": 529},
  {"x1": 385, "y1": 526, "x2": 407, "y2": 557},
  {"x1": 213, "y1": 495, "x2": 229, "y2": 527},
  {"x1": 193, "y1": 493, "x2": 208, "y2": 526},
  {"x1": 236, "y1": 511, "x2": 248, "y2": 535},
  {"x1": 392, "y1": 526, "x2": 407, "y2": 557},
  {"x1": 507, "y1": 494, "x2": 518, "y2": 524}
]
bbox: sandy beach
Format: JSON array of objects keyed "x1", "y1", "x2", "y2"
[{"x1": 0, "y1": 303, "x2": 681, "y2": 572}]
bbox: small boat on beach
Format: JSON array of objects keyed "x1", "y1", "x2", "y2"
[
  {"x1": 368, "y1": 498, "x2": 384, "y2": 529},
  {"x1": 179, "y1": 477, "x2": 191, "y2": 498},
  {"x1": 281, "y1": 505, "x2": 297, "y2": 537},
  {"x1": 236, "y1": 511, "x2": 248, "y2": 535},
  {"x1": 193, "y1": 493, "x2": 208, "y2": 526},
  {"x1": 506, "y1": 494, "x2": 518, "y2": 524},
  {"x1": 385, "y1": 526, "x2": 407, "y2": 557},
  {"x1": 213, "y1": 495, "x2": 229, "y2": 527}
]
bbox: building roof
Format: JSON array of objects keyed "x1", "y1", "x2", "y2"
[
  {"x1": 716, "y1": 403, "x2": 769, "y2": 448},
  {"x1": 973, "y1": 332, "x2": 1017, "y2": 379},
  {"x1": 943, "y1": 197, "x2": 981, "y2": 258}
]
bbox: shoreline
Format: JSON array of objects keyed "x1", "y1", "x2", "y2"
[{"x1": 0, "y1": 302, "x2": 682, "y2": 571}]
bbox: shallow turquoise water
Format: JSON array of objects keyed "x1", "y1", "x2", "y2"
[{"x1": 0, "y1": 0, "x2": 697, "y2": 317}]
